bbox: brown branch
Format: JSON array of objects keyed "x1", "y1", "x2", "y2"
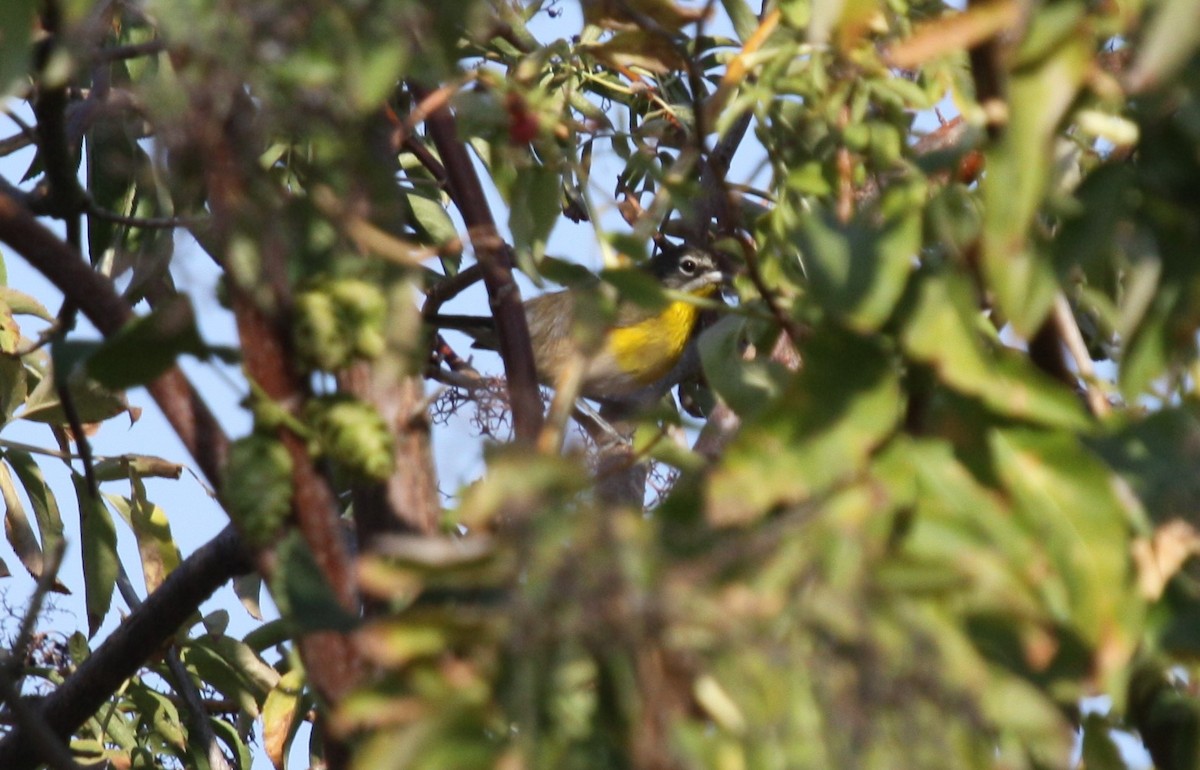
[
  {"x1": 0, "y1": 526, "x2": 252, "y2": 770},
  {"x1": 341, "y1": 112, "x2": 441, "y2": 548},
  {"x1": 409, "y1": 82, "x2": 544, "y2": 442},
  {"x1": 198, "y1": 87, "x2": 364, "y2": 715},
  {"x1": 0, "y1": 185, "x2": 230, "y2": 483},
  {"x1": 421, "y1": 264, "x2": 483, "y2": 319}
]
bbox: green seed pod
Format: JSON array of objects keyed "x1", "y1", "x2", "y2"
[
  {"x1": 328, "y1": 279, "x2": 388, "y2": 361},
  {"x1": 224, "y1": 434, "x2": 294, "y2": 546},
  {"x1": 306, "y1": 396, "x2": 395, "y2": 482},
  {"x1": 293, "y1": 289, "x2": 352, "y2": 372}
]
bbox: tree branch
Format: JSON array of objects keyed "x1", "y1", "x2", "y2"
[
  {"x1": 409, "y1": 81, "x2": 544, "y2": 442},
  {"x1": 0, "y1": 526, "x2": 253, "y2": 770}
]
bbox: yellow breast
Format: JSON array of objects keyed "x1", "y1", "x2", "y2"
[{"x1": 604, "y1": 300, "x2": 701, "y2": 385}]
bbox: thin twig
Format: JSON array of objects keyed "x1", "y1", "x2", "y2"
[
  {"x1": 85, "y1": 204, "x2": 201, "y2": 229},
  {"x1": 422, "y1": 264, "x2": 484, "y2": 319},
  {"x1": 1052, "y1": 293, "x2": 1111, "y2": 417},
  {"x1": 0, "y1": 542, "x2": 81, "y2": 770},
  {"x1": 0, "y1": 527, "x2": 252, "y2": 770}
]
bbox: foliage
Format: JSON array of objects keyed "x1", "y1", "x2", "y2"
[{"x1": 1, "y1": 0, "x2": 1200, "y2": 768}]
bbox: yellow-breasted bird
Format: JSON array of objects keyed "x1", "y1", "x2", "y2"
[{"x1": 433, "y1": 246, "x2": 725, "y2": 403}]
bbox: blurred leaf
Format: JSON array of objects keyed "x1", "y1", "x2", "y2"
[
  {"x1": 703, "y1": 327, "x2": 902, "y2": 525},
  {"x1": 720, "y1": 0, "x2": 758, "y2": 41},
  {"x1": 698, "y1": 315, "x2": 790, "y2": 416},
  {"x1": 455, "y1": 449, "x2": 587, "y2": 529},
  {"x1": 1126, "y1": 0, "x2": 1200, "y2": 93},
  {"x1": 1089, "y1": 406, "x2": 1200, "y2": 523},
  {"x1": 508, "y1": 163, "x2": 560, "y2": 263},
  {"x1": 979, "y1": 16, "x2": 1091, "y2": 335},
  {"x1": 0, "y1": 353, "x2": 27, "y2": 425},
  {"x1": 357, "y1": 620, "x2": 449, "y2": 667},
  {"x1": 263, "y1": 667, "x2": 306, "y2": 770},
  {"x1": 989, "y1": 428, "x2": 1144, "y2": 679},
  {"x1": 798, "y1": 192, "x2": 920, "y2": 332},
  {"x1": 85, "y1": 295, "x2": 207, "y2": 390},
  {"x1": 22, "y1": 350, "x2": 132, "y2": 425},
  {"x1": 1079, "y1": 717, "x2": 1131, "y2": 770},
  {"x1": 584, "y1": 31, "x2": 688, "y2": 73},
  {"x1": 581, "y1": 0, "x2": 709, "y2": 32},
  {"x1": 901, "y1": 273, "x2": 1089, "y2": 429},
  {"x1": 271, "y1": 530, "x2": 359, "y2": 634},
  {"x1": 0, "y1": 0, "x2": 35, "y2": 96},
  {"x1": 406, "y1": 191, "x2": 459, "y2": 248},
  {"x1": 72, "y1": 473, "x2": 118, "y2": 636},
  {"x1": 235, "y1": 572, "x2": 264, "y2": 620},
  {"x1": 886, "y1": 0, "x2": 1021, "y2": 69}
]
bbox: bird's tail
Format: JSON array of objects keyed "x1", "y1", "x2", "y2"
[{"x1": 428, "y1": 314, "x2": 499, "y2": 350}]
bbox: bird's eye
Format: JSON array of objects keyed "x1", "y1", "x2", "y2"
[{"x1": 680, "y1": 257, "x2": 697, "y2": 275}]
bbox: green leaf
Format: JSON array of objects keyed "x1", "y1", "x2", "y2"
[
  {"x1": 0, "y1": 354, "x2": 28, "y2": 428},
  {"x1": 263, "y1": 667, "x2": 306, "y2": 770},
  {"x1": 7, "y1": 450, "x2": 65, "y2": 568},
  {"x1": 406, "y1": 191, "x2": 459, "y2": 247},
  {"x1": 92, "y1": 454, "x2": 184, "y2": 482},
  {"x1": 1080, "y1": 713, "x2": 1130, "y2": 770},
  {"x1": 703, "y1": 327, "x2": 903, "y2": 526},
  {"x1": 22, "y1": 350, "x2": 132, "y2": 425},
  {"x1": 799, "y1": 191, "x2": 920, "y2": 332},
  {"x1": 720, "y1": 0, "x2": 759, "y2": 42},
  {"x1": 1087, "y1": 406, "x2": 1200, "y2": 523},
  {"x1": 0, "y1": 286, "x2": 53, "y2": 321},
  {"x1": 85, "y1": 115, "x2": 146, "y2": 265},
  {"x1": 180, "y1": 637, "x2": 269, "y2": 718},
  {"x1": 208, "y1": 714, "x2": 253, "y2": 770},
  {"x1": 0, "y1": 293, "x2": 21, "y2": 355},
  {"x1": 697, "y1": 315, "x2": 790, "y2": 417},
  {"x1": 979, "y1": 19, "x2": 1091, "y2": 336},
  {"x1": 0, "y1": 458, "x2": 46, "y2": 581},
  {"x1": 508, "y1": 163, "x2": 561, "y2": 265},
  {"x1": 988, "y1": 428, "x2": 1144, "y2": 679},
  {"x1": 105, "y1": 491, "x2": 181, "y2": 594},
  {"x1": 85, "y1": 295, "x2": 207, "y2": 390},
  {"x1": 900, "y1": 273, "x2": 1089, "y2": 429},
  {"x1": 1125, "y1": 0, "x2": 1200, "y2": 93},
  {"x1": 270, "y1": 530, "x2": 359, "y2": 634},
  {"x1": 127, "y1": 686, "x2": 186, "y2": 750},
  {"x1": 0, "y1": 0, "x2": 35, "y2": 97},
  {"x1": 72, "y1": 473, "x2": 118, "y2": 636}
]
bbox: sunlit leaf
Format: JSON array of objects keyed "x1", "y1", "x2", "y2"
[{"x1": 263, "y1": 667, "x2": 306, "y2": 770}]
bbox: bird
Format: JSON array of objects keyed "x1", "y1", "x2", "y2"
[{"x1": 431, "y1": 245, "x2": 725, "y2": 403}]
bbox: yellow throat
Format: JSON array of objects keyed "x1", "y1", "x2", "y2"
[{"x1": 604, "y1": 289, "x2": 712, "y2": 386}]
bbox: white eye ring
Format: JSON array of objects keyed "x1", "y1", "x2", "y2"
[{"x1": 680, "y1": 257, "x2": 697, "y2": 275}]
